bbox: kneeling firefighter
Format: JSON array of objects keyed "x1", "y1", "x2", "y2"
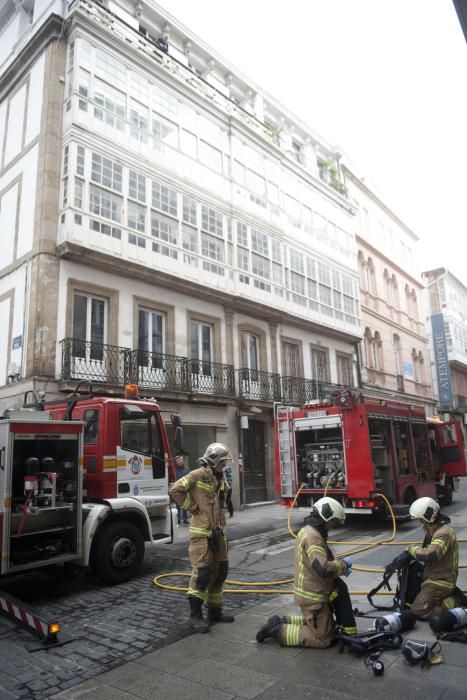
[
  {"x1": 169, "y1": 443, "x2": 235, "y2": 633},
  {"x1": 384, "y1": 497, "x2": 459, "y2": 621},
  {"x1": 256, "y1": 497, "x2": 356, "y2": 648}
]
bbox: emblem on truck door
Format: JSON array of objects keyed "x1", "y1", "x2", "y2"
[{"x1": 128, "y1": 454, "x2": 143, "y2": 475}]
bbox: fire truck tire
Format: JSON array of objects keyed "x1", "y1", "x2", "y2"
[{"x1": 91, "y1": 521, "x2": 145, "y2": 585}]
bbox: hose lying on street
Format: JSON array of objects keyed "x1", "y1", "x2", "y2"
[{"x1": 154, "y1": 487, "x2": 466, "y2": 594}]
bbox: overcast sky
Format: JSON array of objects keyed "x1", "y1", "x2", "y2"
[{"x1": 158, "y1": 0, "x2": 467, "y2": 286}]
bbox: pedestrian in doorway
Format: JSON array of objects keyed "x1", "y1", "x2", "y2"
[
  {"x1": 224, "y1": 462, "x2": 234, "y2": 518},
  {"x1": 174, "y1": 455, "x2": 189, "y2": 525},
  {"x1": 169, "y1": 443, "x2": 235, "y2": 633},
  {"x1": 256, "y1": 497, "x2": 355, "y2": 647}
]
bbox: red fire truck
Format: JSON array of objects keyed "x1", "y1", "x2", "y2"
[
  {"x1": 0, "y1": 383, "x2": 178, "y2": 586},
  {"x1": 275, "y1": 389, "x2": 467, "y2": 518}
]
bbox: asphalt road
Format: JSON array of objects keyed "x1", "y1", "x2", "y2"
[{"x1": 1, "y1": 491, "x2": 466, "y2": 700}]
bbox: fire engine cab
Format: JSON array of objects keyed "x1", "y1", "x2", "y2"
[
  {"x1": 275, "y1": 389, "x2": 467, "y2": 518},
  {"x1": 0, "y1": 383, "x2": 178, "y2": 585}
]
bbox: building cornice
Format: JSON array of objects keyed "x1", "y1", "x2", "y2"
[{"x1": 0, "y1": 13, "x2": 64, "y2": 100}]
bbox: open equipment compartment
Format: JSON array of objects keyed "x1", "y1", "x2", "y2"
[{"x1": 0, "y1": 417, "x2": 83, "y2": 574}]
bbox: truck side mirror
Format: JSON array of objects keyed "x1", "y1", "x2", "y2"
[
  {"x1": 171, "y1": 413, "x2": 182, "y2": 428},
  {"x1": 174, "y1": 426, "x2": 183, "y2": 451}
]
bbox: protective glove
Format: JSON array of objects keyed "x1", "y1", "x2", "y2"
[
  {"x1": 342, "y1": 557, "x2": 353, "y2": 577},
  {"x1": 384, "y1": 550, "x2": 413, "y2": 577}
]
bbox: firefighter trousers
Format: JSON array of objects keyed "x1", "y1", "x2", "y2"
[
  {"x1": 187, "y1": 534, "x2": 228, "y2": 610},
  {"x1": 280, "y1": 578, "x2": 357, "y2": 648},
  {"x1": 410, "y1": 583, "x2": 456, "y2": 620}
]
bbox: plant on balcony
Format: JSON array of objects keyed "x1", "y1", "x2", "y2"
[
  {"x1": 323, "y1": 160, "x2": 347, "y2": 196},
  {"x1": 264, "y1": 121, "x2": 282, "y2": 146}
]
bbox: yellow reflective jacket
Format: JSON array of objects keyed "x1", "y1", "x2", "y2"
[
  {"x1": 409, "y1": 523, "x2": 458, "y2": 592},
  {"x1": 169, "y1": 466, "x2": 227, "y2": 539},
  {"x1": 293, "y1": 524, "x2": 346, "y2": 606}
]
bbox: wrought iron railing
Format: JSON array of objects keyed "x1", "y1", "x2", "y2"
[
  {"x1": 61, "y1": 339, "x2": 353, "y2": 402},
  {"x1": 60, "y1": 338, "x2": 131, "y2": 385},
  {"x1": 238, "y1": 368, "x2": 281, "y2": 402},
  {"x1": 281, "y1": 377, "x2": 347, "y2": 405},
  {"x1": 130, "y1": 350, "x2": 190, "y2": 392},
  {"x1": 188, "y1": 359, "x2": 235, "y2": 397}
]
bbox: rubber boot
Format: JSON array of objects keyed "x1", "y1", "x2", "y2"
[
  {"x1": 189, "y1": 597, "x2": 209, "y2": 633},
  {"x1": 208, "y1": 607, "x2": 235, "y2": 623},
  {"x1": 256, "y1": 615, "x2": 283, "y2": 643}
]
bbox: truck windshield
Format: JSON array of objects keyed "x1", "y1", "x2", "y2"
[{"x1": 120, "y1": 407, "x2": 163, "y2": 459}]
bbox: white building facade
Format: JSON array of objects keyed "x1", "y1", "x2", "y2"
[{"x1": 0, "y1": 0, "x2": 361, "y2": 505}]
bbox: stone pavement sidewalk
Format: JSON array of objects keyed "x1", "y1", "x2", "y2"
[{"x1": 52, "y1": 592, "x2": 466, "y2": 700}]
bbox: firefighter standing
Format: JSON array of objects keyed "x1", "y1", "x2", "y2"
[
  {"x1": 169, "y1": 443, "x2": 235, "y2": 633},
  {"x1": 385, "y1": 496, "x2": 459, "y2": 619},
  {"x1": 256, "y1": 497, "x2": 356, "y2": 647}
]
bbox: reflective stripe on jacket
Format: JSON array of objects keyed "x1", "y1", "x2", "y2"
[
  {"x1": 169, "y1": 466, "x2": 227, "y2": 538},
  {"x1": 408, "y1": 524, "x2": 458, "y2": 591},
  {"x1": 293, "y1": 525, "x2": 346, "y2": 606}
]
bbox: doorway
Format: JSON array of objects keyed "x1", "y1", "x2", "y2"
[{"x1": 243, "y1": 419, "x2": 268, "y2": 503}]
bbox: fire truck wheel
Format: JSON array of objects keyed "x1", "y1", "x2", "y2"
[{"x1": 91, "y1": 521, "x2": 145, "y2": 585}]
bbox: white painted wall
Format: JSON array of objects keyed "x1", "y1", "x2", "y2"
[
  {"x1": 0, "y1": 184, "x2": 17, "y2": 269},
  {"x1": 3, "y1": 83, "x2": 27, "y2": 166},
  {"x1": 0, "y1": 144, "x2": 39, "y2": 268},
  {"x1": 0, "y1": 264, "x2": 28, "y2": 384}
]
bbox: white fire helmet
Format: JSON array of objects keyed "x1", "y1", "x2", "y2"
[
  {"x1": 314, "y1": 497, "x2": 346, "y2": 524},
  {"x1": 202, "y1": 443, "x2": 233, "y2": 467},
  {"x1": 409, "y1": 496, "x2": 440, "y2": 524}
]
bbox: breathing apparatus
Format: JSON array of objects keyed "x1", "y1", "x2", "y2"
[
  {"x1": 402, "y1": 639, "x2": 442, "y2": 668},
  {"x1": 373, "y1": 610, "x2": 416, "y2": 634},
  {"x1": 429, "y1": 607, "x2": 467, "y2": 634}
]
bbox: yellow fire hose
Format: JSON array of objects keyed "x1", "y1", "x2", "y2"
[{"x1": 153, "y1": 485, "x2": 467, "y2": 595}]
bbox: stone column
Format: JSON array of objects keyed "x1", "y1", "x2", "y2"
[
  {"x1": 224, "y1": 308, "x2": 235, "y2": 366},
  {"x1": 268, "y1": 321, "x2": 278, "y2": 373},
  {"x1": 26, "y1": 38, "x2": 67, "y2": 377}
]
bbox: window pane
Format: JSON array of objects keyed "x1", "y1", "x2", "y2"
[{"x1": 73, "y1": 294, "x2": 87, "y2": 343}]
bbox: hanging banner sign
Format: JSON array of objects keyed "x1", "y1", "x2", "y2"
[{"x1": 431, "y1": 313, "x2": 453, "y2": 409}]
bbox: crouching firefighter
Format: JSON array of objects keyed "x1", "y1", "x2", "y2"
[
  {"x1": 256, "y1": 497, "x2": 357, "y2": 648},
  {"x1": 169, "y1": 443, "x2": 235, "y2": 633},
  {"x1": 384, "y1": 497, "x2": 459, "y2": 621}
]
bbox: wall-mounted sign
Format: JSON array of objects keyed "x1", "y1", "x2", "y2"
[
  {"x1": 12, "y1": 335, "x2": 22, "y2": 350},
  {"x1": 431, "y1": 313, "x2": 453, "y2": 410}
]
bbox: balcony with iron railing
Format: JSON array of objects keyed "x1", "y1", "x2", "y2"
[
  {"x1": 238, "y1": 368, "x2": 281, "y2": 402},
  {"x1": 60, "y1": 339, "x2": 235, "y2": 397},
  {"x1": 61, "y1": 338, "x2": 132, "y2": 386},
  {"x1": 188, "y1": 359, "x2": 235, "y2": 397},
  {"x1": 60, "y1": 339, "x2": 353, "y2": 403},
  {"x1": 130, "y1": 349, "x2": 190, "y2": 392},
  {"x1": 280, "y1": 376, "x2": 346, "y2": 405}
]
